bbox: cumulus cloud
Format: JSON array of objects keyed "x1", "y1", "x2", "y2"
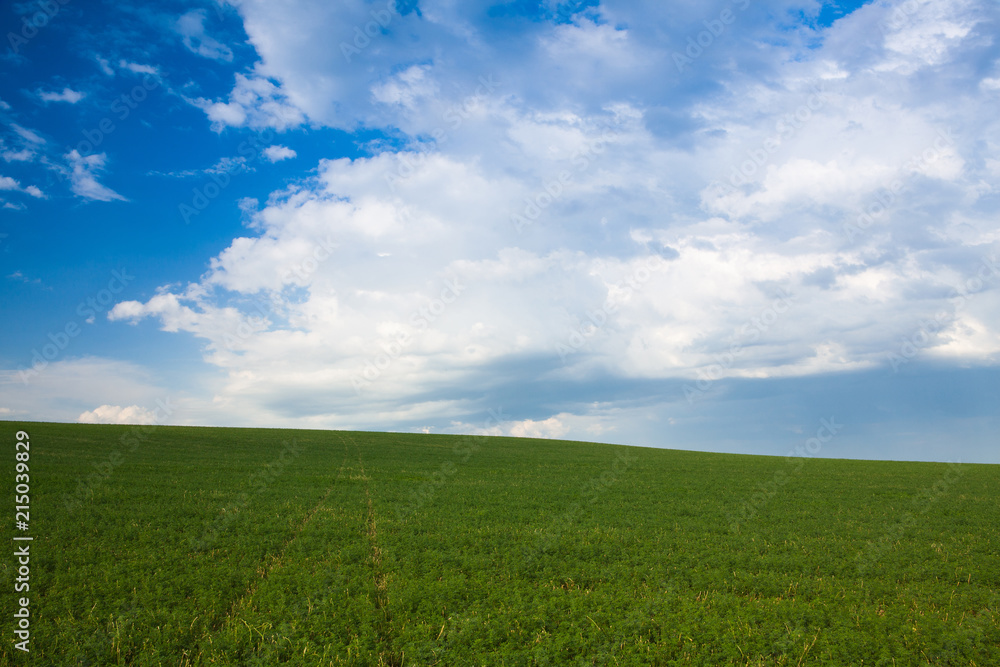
[
  {"x1": 190, "y1": 72, "x2": 306, "y2": 131},
  {"x1": 0, "y1": 175, "x2": 44, "y2": 199},
  {"x1": 507, "y1": 416, "x2": 570, "y2": 439},
  {"x1": 0, "y1": 358, "x2": 173, "y2": 425},
  {"x1": 371, "y1": 65, "x2": 439, "y2": 110},
  {"x1": 107, "y1": 0, "x2": 1000, "y2": 440},
  {"x1": 263, "y1": 145, "x2": 296, "y2": 162},
  {"x1": 78, "y1": 404, "x2": 160, "y2": 425}
]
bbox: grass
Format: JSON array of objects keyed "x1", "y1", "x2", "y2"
[{"x1": 2, "y1": 421, "x2": 998, "y2": 665}]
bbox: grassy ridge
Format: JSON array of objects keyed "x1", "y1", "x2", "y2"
[{"x1": 2, "y1": 421, "x2": 998, "y2": 665}]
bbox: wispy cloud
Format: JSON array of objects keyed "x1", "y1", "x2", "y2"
[
  {"x1": 38, "y1": 87, "x2": 85, "y2": 104},
  {"x1": 64, "y1": 150, "x2": 126, "y2": 202},
  {"x1": 10, "y1": 124, "x2": 44, "y2": 145},
  {"x1": 175, "y1": 9, "x2": 233, "y2": 62},
  {"x1": 6, "y1": 270, "x2": 41, "y2": 284},
  {"x1": 95, "y1": 56, "x2": 114, "y2": 76},
  {"x1": 118, "y1": 60, "x2": 159, "y2": 76},
  {"x1": 148, "y1": 155, "x2": 253, "y2": 179},
  {"x1": 2, "y1": 148, "x2": 35, "y2": 162}
]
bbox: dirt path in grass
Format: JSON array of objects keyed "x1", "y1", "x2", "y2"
[
  {"x1": 349, "y1": 432, "x2": 402, "y2": 666},
  {"x1": 194, "y1": 432, "x2": 401, "y2": 663},
  {"x1": 205, "y1": 436, "x2": 353, "y2": 639}
]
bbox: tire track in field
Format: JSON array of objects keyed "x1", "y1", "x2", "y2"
[
  {"x1": 206, "y1": 436, "x2": 353, "y2": 639},
  {"x1": 344, "y1": 432, "x2": 402, "y2": 667}
]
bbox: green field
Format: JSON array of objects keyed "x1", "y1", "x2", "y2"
[{"x1": 2, "y1": 421, "x2": 998, "y2": 665}]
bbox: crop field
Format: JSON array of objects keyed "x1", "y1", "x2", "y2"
[{"x1": 2, "y1": 421, "x2": 998, "y2": 665}]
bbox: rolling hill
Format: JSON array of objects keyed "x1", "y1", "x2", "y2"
[{"x1": 3, "y1": 421, "x2": 998, "y2": 665}]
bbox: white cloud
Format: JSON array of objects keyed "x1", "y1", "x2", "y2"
[
  {"x1": 0, "y1": 358, "x2": 174, "y2": 425},
  {"x1": 103, "y1": 0, "x2": 1000, "y2": 436},
  {"x1": 118, "y1": 60, "x2": 159, "y2": 76},
  {"x1": 64, "y1": 150, "x2": 127, "y2": 202},
  {"x1": 38, "y1": 87, "x2": 85, "y2": 104},
  {"x1": 10, "y1": 124, "x2": 44, "y2": 145},
  {"x1": 0, "y1": 175, "x2": 44, "y2": 199},
  {"x1": 191, "y1": 72, "x2": 305, "y2": 131},
  {"x1": 3, "y1": 148, "x2": 35, "y2": 162},
  {"x1": 95, "y1": 56, "x2": 114, "y2": 76},
  {"x1": 507, "y1": 416, "x2": 570, "y2": 439},
  {"x1": 372, "y1": 65, "x2": 438, "y2": 109},
  {"x1": 113, "y1": 127, "x2": 999, "y2": 429},
  {"x1": 873, "y1": 0, "x2": 980, "y2": 74},
  {"x1": 176, "y1": 9, "x2": 234, "y2": 62},
  {"x1": 263, "y1": 145, "x2": 296, "y2": 162},
  {"x1": 78, "y1": 404, "x2": 160, "y2": 425}
]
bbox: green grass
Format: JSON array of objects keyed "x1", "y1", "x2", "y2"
[{"x1": 2, "y1": 421, "x2": 998, "y2": 665}]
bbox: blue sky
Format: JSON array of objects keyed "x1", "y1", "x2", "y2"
[{"x1": 1, "y1": 0, "x2": 998, "y2": 463}]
